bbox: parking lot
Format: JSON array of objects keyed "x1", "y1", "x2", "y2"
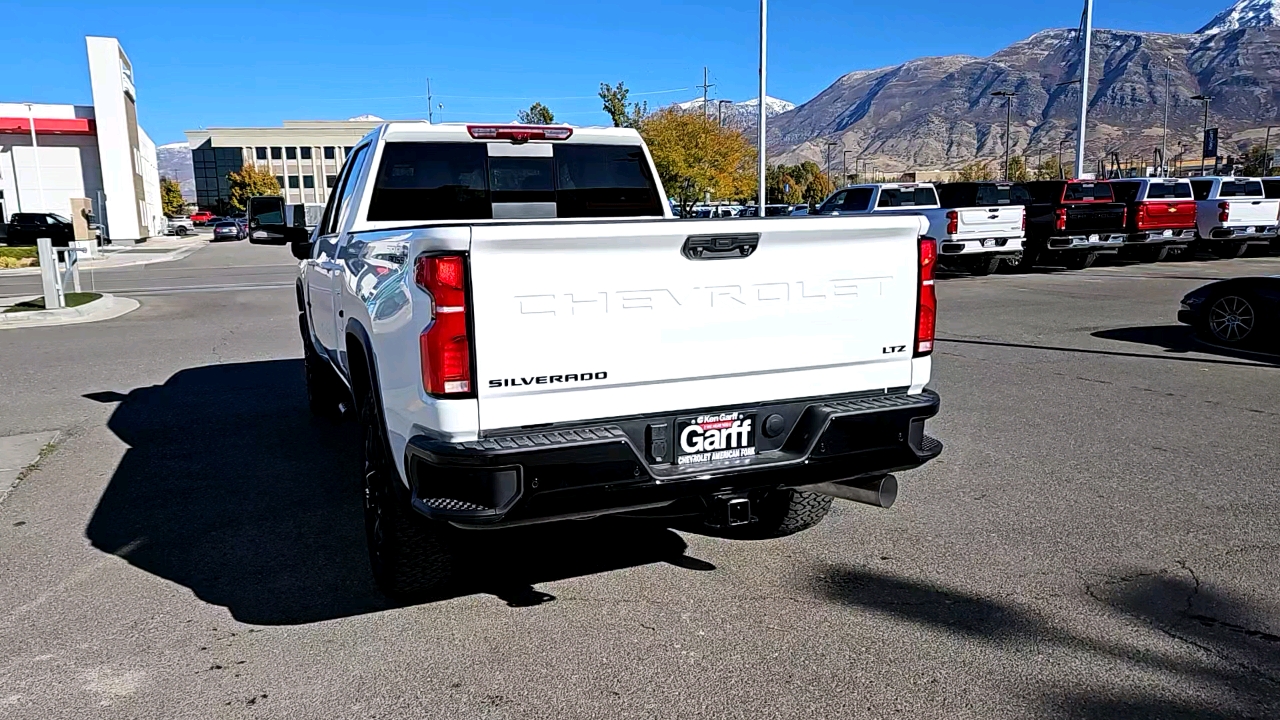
[{"x1": 0, "y1": 241, "x2": 1277, "y2": 719}]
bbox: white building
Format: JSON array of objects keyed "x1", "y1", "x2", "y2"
[{"x1": 0, "y1": 37, "x2": 161, "y2": 243}]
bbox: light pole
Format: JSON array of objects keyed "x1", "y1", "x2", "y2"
[
  {"x1": 991, "y1": 90, "x2": 1017, "y2": 180},
  {"x1": 757, "y1": 0, "x2": 767, "y2": 217},
  {"x1": 1074, "y1": 0, "x2": 1094, "y2": 179},
  {"x1": 1263, "y1": 125, "x2": 1275, "y2": 176},
  {"x1": 825, "y1": 141, "x2": 837, "y2": 187},
  {"x1": 1058, "y1": 137, "x2": 1069, "y2": 179},
  {"x1": 24, "y1": 103, "x2": 47, "y2": 213},
  {"x1": 717, "y1": 99, "x2": 733, "y2": 127},
  {"x1": 1161, "y1": 56, "x2": 1172, "y2": 175},
  {"x1": 1191, "y1": 94, "x2": 1211, "y2": 176},
  {"x1": 843, "y1": 149, "x2": 853, "y2": 186}
]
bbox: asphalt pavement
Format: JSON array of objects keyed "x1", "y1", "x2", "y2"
[{"x1": 0, "y1": 241, "x2": 1277, "y2": 719}]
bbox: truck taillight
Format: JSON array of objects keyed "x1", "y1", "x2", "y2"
[
  {"x1": 415, "y1": 254, "x2": 472, "y2": 396},
  {"x1": 946, "y1": 210, "x2": 958, "y2": 235},
  {"x1": 1055, "y1": 208, "x2": 1067, "y2": 232},
  {"x1": 1218, "y1": 201, "x2": 1230, "y2": 223},
  {"x1": 1021, "y1": 209, "x2": 1026, "y2": 232},
  {"x1": 915, "y1": 237, "x2": 937, "y2": 357}
]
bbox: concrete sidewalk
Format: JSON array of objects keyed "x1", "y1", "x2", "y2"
[
  {"x1": 0, "y1": 431, "x2": 59, "y2": 504},
  {"x1": 0, "y1": 235, "x2": 207, "y2": 277},
  {"x1": 0, "y1": 293, "x2": 140, "y2": 330}
]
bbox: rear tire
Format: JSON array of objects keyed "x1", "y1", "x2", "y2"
[
  {"x1": 1064, "y1": 252, "x2": 1097, "y2": 270},
  {"x1": 1213, "y1": 242, "x2": 1247, "y2": 259},
  {"x1": 361, "y1": 387, "x2": 458, "y2": 601},
  {"x1": 175, "y1": 226, "x2": 188, "y2": 237},
  {"x1": 968, "y1": 255, "x2": 1001, "y2": 276},
  {"x1": 719, "y1": 489, "x2": 833, "y2": 540},
  {"x1": 1137, "y1": 245, "x2": 1168, "y2": 263},
  {"x1": 300, "y1": 315, "x2": 344, "y2": 419}
]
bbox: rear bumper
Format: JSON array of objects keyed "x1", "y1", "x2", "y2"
[
  {"x1": 1124, "y1": 228, "x2": 1193, "y2": 245},
  {"x1": 1043, "y1": 233, "x2": 1125, "y2": 251},
  {"x1": 403, "y1": 389, "x2": 942, "y2": 528},
  {"x1": 1207, "y1": 225, "x2": 1278, "y2": 241},
  {"x1": 938, "y1": 237, "x2": 1024, "y2": 257}
]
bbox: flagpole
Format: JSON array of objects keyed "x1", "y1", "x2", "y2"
[
  {"x1": 1075, "y1": 0, "x2": 1093, "y2": 178},
  {"x1": 757, "y1": 0, "x2": 767, "y2": 216}
]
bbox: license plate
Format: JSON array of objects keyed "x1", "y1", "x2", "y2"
[
  {"x1": 676, "y1": 411, "x2": 757, "y2": 467},
  {"x1": 1162, "y1": 229, "x2": 1173, "y2": 237},
  {"x1": 981, "y1": 239, "x2": 996, "y2": 248},
  {"x1": 1088, "y1": 234, "x2": 1099, "y2": 242}
]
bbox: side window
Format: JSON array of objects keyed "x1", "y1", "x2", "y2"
[
  {"x1": 818, "y1": 191, "x2": 847, "y2": 214},
  {"x1": 1110, "y1": 182, "x2": 1139, "y2": 203},
  {"x1": 321, "y1": 144, "x2": 370, "y2": 236},
  {"x1": 842, "y1": 188, "x2": 873, "y2": 212}
]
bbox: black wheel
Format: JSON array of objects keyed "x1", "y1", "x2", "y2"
[
  {"x1": 1212, "y1": 242, "x2": 1247, "y2": 259},
  {"x1": 1064, "y1": 252, "x2": 1097, "y2": 270},
  {"x1": 1008, "y1": 249, "x2": 1038, "y2": 273},
  {"x1": 361, "y1": 386, "x2": 458, "y2": 600},
  {"x1": 300, "y1": 314, "x2": 344, "y2": 418},
  {"x1": 1135, "y1": 244, "x2": 1168, "y2": 263},
  {"x1": 1203, "y1": 294, "x2": 1257, "y2": 346},
  {"x1": 718, "y1": 489, "x2": 833, "y2": 540},
  {"x1": 968, "y1": 255, "x2": 1001, "y2": 276},
  {"x1": 175, "y1": 226, "x2": 188, "y2": 237}
]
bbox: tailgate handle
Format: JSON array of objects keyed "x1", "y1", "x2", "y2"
[{"x1": 682, "y1": 233, "x2": 760, "y2": 260}]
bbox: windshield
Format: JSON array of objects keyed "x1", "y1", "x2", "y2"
[{"x1": 367, "y1": 141, "x2": 663, "y2": 221}]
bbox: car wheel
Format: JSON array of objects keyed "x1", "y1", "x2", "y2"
[
  {"x1": 1009, "y1": 249, "x2": 1038, "y2": 273},
  {"x1": 1212, "y1": 242, "x2": 1247, "y2": 259},
  {"x1": 1138, "y1": 245, "x2": 1168, "y2": 263},
  {"x1": 300, "y1": 316, "x2": 344, "y2": 418},
  {"x1": 969, "y1": 255, "x2": 1001, "y2": 276},
  {"x1": 1203, "y1": 294, "x2": 1256, "y2": 346},
  {"x1": 361, "y1": 384, "x2": 458, "y2": 601},
  {"x1": 1064, "y1": 252, "x2": 1097, "y2": 270},
  {"x1": 175, "y1": 226, "x2": 188, "y2": 236}
]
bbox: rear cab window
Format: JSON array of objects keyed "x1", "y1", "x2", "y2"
[
  {"x1": 876, "y1": 187, "x2": 938, "y2": 208},
  {"x1": 1217, "y1": 180, "x2": 1263, "y2": 198},
  {"x1": 1142, "y1": 181, "x2": 1192, "y2": 200},
  {"x1": 1063, "y1": 183, "x2": 1113, "y2": 202},
  {"x1": 366, "y1": 141, "x2": 663, "y2": 222}
]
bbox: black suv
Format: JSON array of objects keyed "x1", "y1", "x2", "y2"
[{"x1": 4, "y1": 213, "x2": 74, "y2": 247}]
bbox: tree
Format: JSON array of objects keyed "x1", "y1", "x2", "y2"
[
  {"x1": 517, "y1": 102, "x2": 555, "y2": 125},
  {"x1": 598, "y1": 82, "x2": 648, "y2": 129},
  {"x1": 803, "y1": 172, "x2": 835, "y2": 205},
  {"x1": 639, "y1": 107, "x2": 757, "y2": 217},
  {"x1": 160, "y1": 177, "x2": 185, "y2": 217},
  {"x1": 1007, "y1": 155, "x2": 1031, "y2": 182},
  {"x1": 948, "y1": 161, "x2": 997, "y2": 183},
  {"x1": 227, "y1": 164, "x2": 281, "y2": 211},
  {"x1": 1034, "y1": 155, "x2": 1068, "y2": 180},
  {"x1": 1238, "y1": 144, "x2": 1275, "y2": 177}
]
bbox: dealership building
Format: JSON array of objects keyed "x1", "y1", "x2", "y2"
[
  {"x1": 0, "y1": 37, "x2": 163, "y2": 243},
  {"x1": 183, "y1": 119, "x2": 382, "y2": 212}
]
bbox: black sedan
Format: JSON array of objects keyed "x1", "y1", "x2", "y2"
[
  {"x1": 1178, "y1": 277, "x2": 1280, "y2": 350},
  {"x1": 211, "y1": 221, "x2": 245, "y2": 241}
]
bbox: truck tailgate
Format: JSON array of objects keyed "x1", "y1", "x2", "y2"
[
  {"x1": 956, "y1": 206, "x2": 1022, "y2": 238},
  {"x1": 469, "y1": 215, "x2": 926, "y2": 430},
  {"x1": 1065, "y1": 203, "x2": 1127, "y2": 233},
  {"x1": 1227, "y1": 199, "x2": 1280, "y2": 226}
]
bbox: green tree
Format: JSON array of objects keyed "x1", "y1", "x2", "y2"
[
  {"x1": 226, "y1": 164, "x2": 281, "y2": 211},
  {"x1": 598, "y1": 82, "x2": 649, "y2": 129},
  {"x1": 1006, "y1": 155, "x2": 1031, "y2": 182},
  {"x1": 640, "y1": 107, "x2": 757, "y2": 217},
  {"x1": 517, "y1": 102, "x2": 555, "y2": 124},
  {"x1": 160, "y1": 177, "x2": 186, "y2": 217},
  {"x1": 1034, "y1": 155, "x2": 1068, "y2": 180},
  {"x1": 1238, "y1": 144, "x2": 1275, "y2": 176},
  {"x1": 803, "y1": 172, "x2": 835, "y2": 205},
  {"x1": 948, "y1": 161, "x2": 997, "y2": 183}
]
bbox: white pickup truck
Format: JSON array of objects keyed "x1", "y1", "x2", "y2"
[
  {"x1": 251, "y1": 122, "x2": 943, "y2": 599},
  {"x1": 1190, "y1": 177, "x2": 1280, "y2": 258},
  {"x1": 816, "y1": 182, "x2": 1024, "y2": 275}
]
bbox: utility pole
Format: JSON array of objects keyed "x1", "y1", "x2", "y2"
[
  {"x1": 24, "y1": 103, "x2": 46, "y2": 213},
  {"x1": 1263, "y1": 126, "x2": 1275, "y2": 176},
  {"x1": 991, "y1": 90, "x2": 1017, "y2": 180},
  {"x1": 825, "y1": 141, "x2": 837, "y2": 186},
  {"x1": 717, "y1": 99, "x2": 733, "y2": 127},
  {"x1": 427, "y1": 78, "x2": 434, "y2": 123},
  {"x1": 699, "y1": 67, "x2": 715, "y2": 119},
  {"x1": 843, "y1": 149, "x2": 853, "y2": 186},
  {"x1": 1192, "y1": 94, "x2": 1211, "y2": 176},
  {"x1": 1161, "y1": 56, "x2": 1172, "y2": 175},
  {"x1": 757, "y1": 0, "x2": 767, "y2": 217},
  {"x1": 1074, "y1": 0, "x2": 1093, "y2": 178}
]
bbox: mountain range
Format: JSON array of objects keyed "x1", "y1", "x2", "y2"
[{"x1": 768, "y1": 0, "x2": 1280, "y2": 173}]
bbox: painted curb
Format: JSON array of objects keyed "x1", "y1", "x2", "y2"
[{"x1": 0, "y1": 293, "x2": 141, "y2": 330}]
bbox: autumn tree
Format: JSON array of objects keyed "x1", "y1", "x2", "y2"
[
  {"x1": 160, "y1": 177, "x2": 186, "y2": 217},
  {"x1": 1034, "y1": 155, "x2": 1069, "y2": 180},
  {"x1": 640, "y1": 107, "x2": 756, "y2": 217},
  {"x1": 598, "y1": 82, "x2": 648, "y2": 129},
  {"x1": 948, "y1": 161, "x2": 997, "y2": 183},
  {"x1": 227, "y1": 164, "x2": 281, "y2": 211},
  {"x1": 1006, "y1": 155, "x2": 1031, "y2": 182},
  {"x1": 517, "y1": 102, "x2": 555, "y2": 124},
  {"x1": 1238, "y1": 144, "x2": 1275, "y2": 176}
]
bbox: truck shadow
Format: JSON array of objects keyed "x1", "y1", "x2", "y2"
[
  {"x1": 1092, "y1": 325, "x2": 1280, "y2": 366},
  {"x1": 83, "y1": 359, "x2": 698, "y2": 625},
  {"x1": 812, "y1": 566, "x2": 1280, "y2": 718}
]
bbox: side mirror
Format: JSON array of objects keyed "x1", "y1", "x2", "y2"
[
  {"x1": 290, "y1": 232, "x2": 314, "y2": 261},
  {"x1": 246, "y1": 195, "x2": 289, "y2": 245}
]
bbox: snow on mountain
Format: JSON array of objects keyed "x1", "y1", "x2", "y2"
[
  {"x1": 347, "y1": 114, "x2": 384, "y2": 121},
  {"x1": 158, "y1": 141, "x2": 189, "y2": 150},
  {"x1": 1198, "y1": 0, "x2": 1280, "y2": 33},
  {"x1": 156, "y1": 143, "x2": 195, "y2": 202},
  {"x1": 674, "y1": 96, "x2": 795, "y2": 117}
]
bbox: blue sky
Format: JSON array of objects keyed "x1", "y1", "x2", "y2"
[{"x1": 2, "y1": 0, "x2": 1231, "y2": 144}]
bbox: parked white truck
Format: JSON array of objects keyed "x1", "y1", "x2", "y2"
[
  {"x1": 250, "y1": 122, "x2": 943, "y2": 599},
  {"x1": 1190, "y1": 177, "x2": 1280, "y2": 258},
  {"x1": 816, "y1": 182, "x2": 1024, "y2": 275}
]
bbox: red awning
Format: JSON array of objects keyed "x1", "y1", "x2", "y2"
[{"x1": 0, "y1": 117, "x2": 96, "y2": 135}]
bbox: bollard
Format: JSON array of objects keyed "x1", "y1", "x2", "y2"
[{"x1": 36, "y1": 237, "x2": 64, "y2": 310}]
